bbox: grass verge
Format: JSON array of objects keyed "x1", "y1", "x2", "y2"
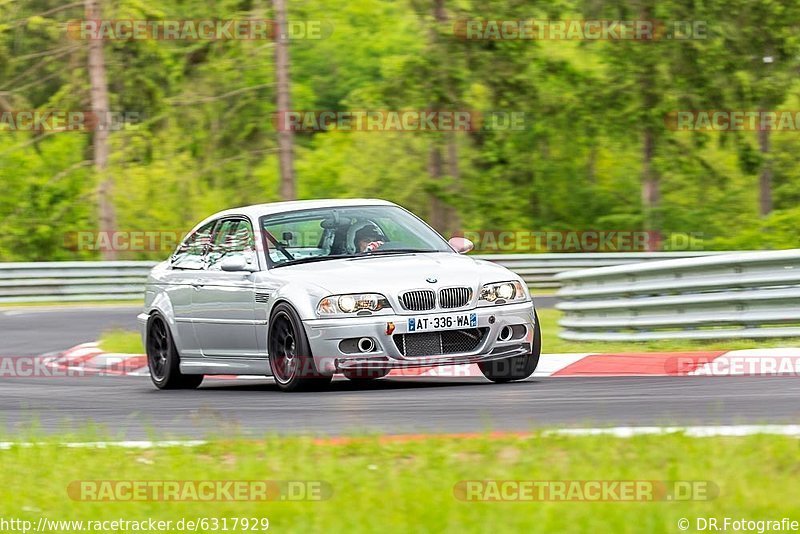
[
  {"x1": 536, "y1": 309, "x2": 797, "y2": 353},
  {"x1": 0, "y1": 432, "x2": 796, "y2": 532},
  {"x1": 98, "y1": 308, "x2": 796, "y2": 356},
  {"x1": 97, "y1": 329, "x2": 144, "y2": 354}
]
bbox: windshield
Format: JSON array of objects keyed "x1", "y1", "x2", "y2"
[{"x1": 259, "y1": 205, "x2": 452, "y2": 267}]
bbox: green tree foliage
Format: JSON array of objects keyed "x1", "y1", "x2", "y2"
[{"x1": 1, "y1": 0, "x2": 799, "y2": 260}]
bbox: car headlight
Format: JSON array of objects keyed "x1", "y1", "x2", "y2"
[
  {"x1": 479, "y1": 281, "x2": 527, "y2": 304},
  {"x1": 317, "y1": 293, "x2": 392, "y2": 316}
]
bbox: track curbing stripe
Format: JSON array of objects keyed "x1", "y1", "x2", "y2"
[{"x1": 46, "y1": 344, "x2": 800, "y2": 379}]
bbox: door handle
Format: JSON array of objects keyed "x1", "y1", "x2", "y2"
[{"x1": 192, "y1": 280, "x2": 206, "y2": 289}]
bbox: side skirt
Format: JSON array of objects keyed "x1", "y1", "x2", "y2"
[{"x1": 180, "y1": 356, "x2": 272, "y2": 376}]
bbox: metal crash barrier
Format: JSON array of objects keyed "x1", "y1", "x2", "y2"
[
  {"x1": 0, "y1": 252, "x2": 733, "y2": 303},
  {"x1": 555, "y1": 250, "x2": 800, "y2": 341}
]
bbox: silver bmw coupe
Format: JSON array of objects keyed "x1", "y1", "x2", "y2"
[{"x1": 138, "y1": 199, "x2": 540, "y2": 391}]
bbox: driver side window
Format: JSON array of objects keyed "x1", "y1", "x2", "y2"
[
  {"x1": 172, "y1": 222, "x2": 215, "y2": 270},
  {"x1": 207, "y1": 218, "x2": 256, "y2": 271}
]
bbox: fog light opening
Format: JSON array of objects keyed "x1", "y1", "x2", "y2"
[{"x1": 498, "y1": 326, "x2": 513, "y2": 342}]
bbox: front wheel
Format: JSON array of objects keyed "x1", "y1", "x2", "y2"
[
  {"x1": 268, "y1": 303, "x2": 333, "y2": 392},
  {"x1": 147, "y1": 314, "x2": 204, "y2": 390},
  {"x1": 479, "y1": 311, "x2": 541, "y2": 383}
]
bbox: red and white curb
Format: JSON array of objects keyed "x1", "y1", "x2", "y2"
[
  {"x1": 44, "y1": 343, "x2": 149, "y2": 377},
  {"x1": 46, "y1": 344, "x2": 800, "y2": 379}
]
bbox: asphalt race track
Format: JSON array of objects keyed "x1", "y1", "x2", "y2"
[
  {"x1": 1, "y1": 305, "x2": 142, "y2": 357},
  {"x1": 1, "y1": 304, "x2": 798, "y2": 439},
  {"x1": 1, "y1": 373, "x2": 799, "y2": 439}
]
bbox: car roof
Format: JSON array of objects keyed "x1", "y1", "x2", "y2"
[{"x1": 199, "y1": 198, "x2": 400, "y2": 226}]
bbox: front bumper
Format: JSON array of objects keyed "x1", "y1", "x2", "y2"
[{"x1": 303, "y1": 301, "x2": 536, "y2": 374}]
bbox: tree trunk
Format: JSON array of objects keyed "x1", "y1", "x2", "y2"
[
  {"x1": 641, "y1": 127, "x2": 660, "y2": 251},
  {"x1": 758, "y1": 124, "x2": 772, "y2": 216},
  {"x1": 637, "y1": 2, "x2": 660, "y2": 251},
  {"x1": 433, "y1": 0, "x2": 446, "y2": 20},
  {"x1": 586, "y1": 144, "x2": 597, "y2": 185},
  {"x1": 428, "y1": 143, "x2": 447, "y2": 232},
  {"x1": 446, "y1": 132, "x2": 461, "y2": 234},
  {"x1": 274, "y1": 0, "x2": 296, "y2": 201},
  {"x1": 426, "y1": 0, "x2": 452, "y2": 235},
  {"x1": 86, "y1": 0, "x2": 116, "y2": 260}
]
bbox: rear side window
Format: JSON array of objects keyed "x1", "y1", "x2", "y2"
[{"x1": 171, "y1": 221, "x2": 215, "y2": 270}]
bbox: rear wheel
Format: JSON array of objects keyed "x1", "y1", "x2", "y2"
[
  {"x1": 269, "y1": 303, "x2": 333, "y2": 392},
  {"x1": 479, "y1": 311, "x2": 541, "y2": 383},
  {"x1": 147, "y1": 314, "x2": 204, "y2": 390}
]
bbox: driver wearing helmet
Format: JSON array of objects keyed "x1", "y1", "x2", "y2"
[{"x1": 354, "y1": 224, "x2": 384, "y2": 253}]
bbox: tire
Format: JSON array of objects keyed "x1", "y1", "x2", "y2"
[
  {"x1": 478, "y1": 310, "x2": 542, "y2": 383},
  {"x1": 342, "y1": 368, "x2": 390, "y2": 381},
  {"x1": 268, "y1": 302, "x2": 333, "y2": 392},
  {"x1": 147, "y1": 313, "x2": 204, "y2": 390}
]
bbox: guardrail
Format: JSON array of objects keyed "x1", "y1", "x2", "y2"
[
  {"x1": 0, "y1": 252, "x2": 729, "y2": 303},
  {"x1": 554, "y1": 249, "x2": 800, "y2": 341},
  {"x1": 0, "y1": 261, "x2": 156, "y2": 303},
  {"x1": 480, "y1": 252, "x2": 724, "y2": 289}
]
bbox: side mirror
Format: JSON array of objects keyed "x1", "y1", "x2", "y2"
[
  {"x1": 448, "y1": 237, "x2": 474, "y2": 254},
  {"x1": 220, "y1": 256, "x2": 253, "y2": 272}
]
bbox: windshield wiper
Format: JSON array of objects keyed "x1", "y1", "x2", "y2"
[
  {"x1": 272, "y1": 249, "x2": 438, "y2": 267},
  {"x1": 363, "y1": 249, "x2": 437, "y2": 255},
  {"x1": 272, "y1": 255, "x2": 351, "y2": 268}
]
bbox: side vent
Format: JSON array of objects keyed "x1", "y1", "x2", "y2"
[{"x1": 255, "y1": 292, "x2": 271, "y2": 304}]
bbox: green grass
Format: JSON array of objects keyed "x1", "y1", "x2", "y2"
[
  {"x1": 0, "y1": 432, "x2": 797, "y2": 533},
  {"x1": 535, "y1": 309, "x2": 797, "y2": 353},
  {"x1": 98, "y1": 308, "x2": 795, "y2": 356},
  {"x1": 98, "y1": 329, "x2": 145, "y2": 354}
]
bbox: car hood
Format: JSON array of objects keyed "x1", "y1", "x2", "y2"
[{"x1": 267, "y1": 253, "x2": 518, "y2": 294}]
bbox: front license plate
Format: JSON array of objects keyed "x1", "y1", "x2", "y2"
[{"x1": 407, "y1": 313, "x2": 477, "y2": 332}]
